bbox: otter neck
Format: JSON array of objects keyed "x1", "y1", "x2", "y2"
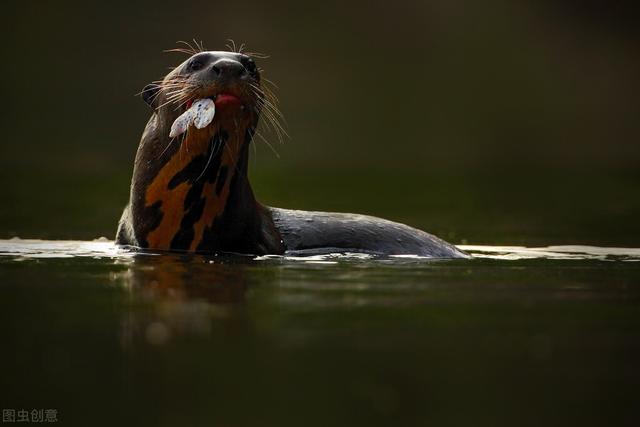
[{"x1": 138, "y1": 111, "x2": 276, "y2": 253}]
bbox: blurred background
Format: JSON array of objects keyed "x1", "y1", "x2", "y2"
[{"x1": 1, "y1": 0, "x2": 638, "y2": 246}]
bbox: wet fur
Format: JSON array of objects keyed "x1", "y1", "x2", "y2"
[{"x1": 117, "y1": 48, "x2": 466, "y2": 258}]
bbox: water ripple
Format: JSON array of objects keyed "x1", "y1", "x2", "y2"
[{"x1": 0, "y1": 238, "x2": 639, "y2": 262}]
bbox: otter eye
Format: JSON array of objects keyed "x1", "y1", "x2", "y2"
[
  {"x1": 188, "y1": 59, "x2": 204, "y2": 71},
  {"x1": 244, "y1": 58, "x2": 257, "y2": 75}
]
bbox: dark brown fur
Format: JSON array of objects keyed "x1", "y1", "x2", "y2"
[
  {"x1": 117, "y1": 50, "x2": 466, "y2": 258},
  {"x1": 117, "y1": 51, "x2": 285, "y2": 254}
]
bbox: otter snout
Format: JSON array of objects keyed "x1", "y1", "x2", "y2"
[{"x1": 210, "y1": 58, "x2": 247, "y2": 80}]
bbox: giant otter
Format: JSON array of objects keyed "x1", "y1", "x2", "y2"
[{"x1": 116, "y1": 49, "x2": 466, "y2": 258}]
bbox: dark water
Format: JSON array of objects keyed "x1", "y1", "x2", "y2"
[{"x1": 1, "y1": 240, "x2": 639, "y2": 426}]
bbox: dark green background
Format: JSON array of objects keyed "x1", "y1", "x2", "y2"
[{"x1": 1, "y1": 0, "x2": 638, "y2": 245}]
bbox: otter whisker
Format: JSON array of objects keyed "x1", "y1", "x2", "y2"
[
  {"x1": 249, "y1": 85, "x2": 278, "y2": 113},
  {"x1": 261, "y1": 101, "x2": 287, "y2": 131},
  {"x1": 174, "y1": 94, "x2": 195, "y2": 111},
  {"x1": 162, "y1": 93, "x2": 189, "y2": 102},
  {"x1": 249, "y1": 92, "x2": 287, "y2": 145},
  {"x1": 253, "y1": 97, "x2": 288, "y2": 143},
  {"x1": 262, "y1": 77, "x2": 280, "y2": 90},
  {"x1": 250, "y1": 83, "x2": 285, "y2": 121},
  {"x1": 156, "y1": 135, "x2": 178, "y2": 161},
  {"x1": 156, "y1": 88, "x2": 195, "y2": 110},
  {"x1": 244, "y1": 51, "x2": 270, "y2": 59},
  {"x1": 156, "y1": 95, "x2": 186, "y2": 111},
  {"x1": 155, "y1": 76, "x2": 190, "y2": 82},
  {"x1": 174, "y1": 40, "x2": 199, "y2": 55},
  {"x1": 164, "y1": 89, "x2": 188, "y2": 97},
  {"x1": 261, "y1": 87, "x2": 283, "y2": 114},
  {"x1": 195, "y1": 135, "x2": 222, "y2": 182},
  {"x1": 162, "y1": 80, "x2": 191, "y2": 85},
  {"x1": 231, "y1": 117, "x2": 241, "y2": 166},
  {"x1": 183, "y1": 127, "x2": 191, "y2": 155},
  {"x1": 163, "y1": 88, "x2": 195, "y2": 97},
  {"x1": 164, "y1": 48, "x2": 198, "y2": 56},
  {"x1": 161, "y1": 79, "x2": 195, "y2": 86},
  {"x1": 162, "y1": 87, "x2": 196, "y2": 97},
  {"x1": 254, "y1": 130, "x2": 281, "y2": 159},
  {"x1": 226, "y1": 39, "x2": 237, "y2": 53},
  {"x1": 251, "y1": 137, "x2": 258, "y2": 167},
  {"x1": 255, "y1": 93, "x2": 286, "y2": 123},
  {"x1": 255, "y1": 108, "x2": 285, "y2": 146},
  {"x1": 156, "y1": 98, "x2": 178, "y2": 110},
  {"x1": 164, "y1": 90, "x2": 192, "y2": 101},
  {"x1": 193, "y1": 38, "x2": 206, "y2": 52}
]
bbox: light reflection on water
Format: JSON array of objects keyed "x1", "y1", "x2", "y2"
[{"x1": 1, "y1": 238, "x2": 639, "y2": 262}]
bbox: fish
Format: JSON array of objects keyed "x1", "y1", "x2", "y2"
[{"x1": 168, "y1": 98, "x2": 216, "y2": 138}]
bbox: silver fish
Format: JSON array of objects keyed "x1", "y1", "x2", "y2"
[
  {"x1": 169, "y1": 108, "x2": 195, "y2": 138},
  {"x1": 192, "y1": 98, "x2": 216, "y2": 129},
  {"x1": 168, "y1": 98, "x2": 217, "y2": 138}
]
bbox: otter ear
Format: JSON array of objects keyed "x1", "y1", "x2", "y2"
[{"x1": 141, "y1": 83, "x2": 161, "y2": 109}]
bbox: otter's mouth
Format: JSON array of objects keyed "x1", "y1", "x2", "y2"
[
  {"x1": 186, "y1": 92, "x2": 242, "y2": 109},
  {"x1": 212, "y1": 93, "x2": 242, "y2": 107},
  {"x1": 169, "y1": 92, "x2": 245, "y2": 139}
]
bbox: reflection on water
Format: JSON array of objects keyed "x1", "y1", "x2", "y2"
[
  {"x1": 1, "y1": 238, "x2": 639, "y2": 426},
  {"x1": 460, "y1": 244, "x2": 640, "y2": 261},
  {"x1": 118, "y1": 256, "x2": 257, "y2": 349}
]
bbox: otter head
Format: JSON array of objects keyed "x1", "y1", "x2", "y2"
[{"x1": 142, "y1": 51, "x2": 263, "y2": 135}]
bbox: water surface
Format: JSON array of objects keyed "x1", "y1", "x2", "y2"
[{"x1": 1, "y1": 239, "x2": 639, "y2": 426}]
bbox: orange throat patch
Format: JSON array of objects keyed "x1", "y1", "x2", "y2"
[{"x1": 142, "y1": 119, "x2": 248, "y2": 251}]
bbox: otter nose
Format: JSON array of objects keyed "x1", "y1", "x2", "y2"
[{"x1": 210, "y1": 58, "x2": 247, "y2": 79}]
